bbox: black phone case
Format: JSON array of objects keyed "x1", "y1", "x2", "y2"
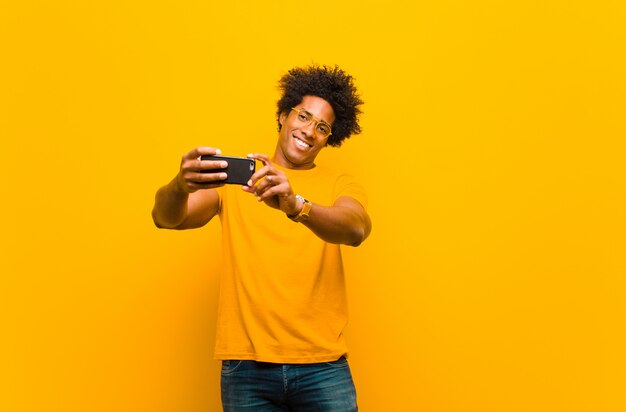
[{"x1": 200, "y1": 155, "x2": 255, "y2": 185}]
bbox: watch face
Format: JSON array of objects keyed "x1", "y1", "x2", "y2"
[{"x1": 289, "y1": 194, "x2": 311, "y2": 222}]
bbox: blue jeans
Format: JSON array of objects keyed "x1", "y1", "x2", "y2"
[{"x1": 220, "y1": 357, "x2": 358, "y2": 411}]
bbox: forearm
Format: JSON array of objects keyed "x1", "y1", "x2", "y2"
[
  {"x1": 300, "y1": 200, "x2": 371, "y2": 247},
  {"x1": 241, "y1": 154, "x2": 372, "y2": 245},
  {"x1": 152, "y1": 176, "x2": 189, "y2": 229}
]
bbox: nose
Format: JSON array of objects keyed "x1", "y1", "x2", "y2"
[{"x1": 301, "y1": 120, "x2": 316, "y2": 137}]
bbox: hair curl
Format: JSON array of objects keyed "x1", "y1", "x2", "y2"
[{"x1": 276, "y1": 65, "x2": 363, "y2": 147}]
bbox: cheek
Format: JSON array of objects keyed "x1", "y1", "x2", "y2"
[{"x1": 312, "y1": 142, "x2": 326, "y2": 154}]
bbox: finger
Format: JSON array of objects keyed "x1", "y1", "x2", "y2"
[
  {"x1": 256, "y1": 183, "x2": 286, "y2": 202},
  {"x1": 247, "y1": 165, "x2": 272, "y2": 186},
  {"x1": 251, "y1": 175, "x2": 275, "y2": 196},
  {"x1": 185, "y1": 146, "x2": 222, "y2": 161},
  {"x1": 247, "y1": 153, "x2": 272, "y2": 166},
  {"x1": 187, "y1": 171, "x2": 228, "y2": 183},
  {"x1": 256, "y1": 174, "x2": 289, "y2": 197},
  {"x1": 196, "y1": 158, "x2": 228, "y2": 172}
]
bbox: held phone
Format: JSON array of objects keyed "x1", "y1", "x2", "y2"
[{"x1": 200, "y1": 154, "x2": 256, "y2": 185}]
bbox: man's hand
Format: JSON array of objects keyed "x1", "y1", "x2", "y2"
[
  {"x1": 152, "y1": 146, "x2": 225, "y2": 229},
  {"x1": 176, "y1": 147, "x2": 227, "y2": 193},
  {"x1": 242, "y1": 153, "x2": 301, "y2": 216}
]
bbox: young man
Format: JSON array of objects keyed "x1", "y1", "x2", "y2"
[{"x1": 152, "y1": 65, "x2": 371, "y2": 411}]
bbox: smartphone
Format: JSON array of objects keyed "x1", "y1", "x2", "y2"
[{"x1": 200, "y1": 154, "x2": 256, "y2": 185}]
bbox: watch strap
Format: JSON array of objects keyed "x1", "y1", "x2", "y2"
[{"x1": 288, "y1": 195, "x2": 312, "y2": 222}]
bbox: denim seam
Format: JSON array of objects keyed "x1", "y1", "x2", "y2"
[{"x1": 282, "y1": 365, "x2": 288, "y2": 394}]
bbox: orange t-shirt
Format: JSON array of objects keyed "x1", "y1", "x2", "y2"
[{"x1": 213, "y1": 164, "x2": 367, "y2": 363}]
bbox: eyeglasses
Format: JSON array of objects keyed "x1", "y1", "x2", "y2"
[{"x1": 290, "y1": 107, "x2": 333, "y2": 138}]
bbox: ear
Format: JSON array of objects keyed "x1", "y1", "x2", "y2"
[{"x1": 279, "y1": 111, "x2": 287, "y2": 127}]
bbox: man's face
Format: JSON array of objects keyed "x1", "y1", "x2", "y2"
[{"x1": 273, "y1": 95, "x2": 335, "y2": 170}]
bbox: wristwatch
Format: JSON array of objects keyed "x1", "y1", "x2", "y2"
[{"x1": 288, "y1": 194, "x2": 312, "y2": 222}]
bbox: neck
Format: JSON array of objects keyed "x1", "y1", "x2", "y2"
[{"x1": 272, "y1": 146, "x2": 316, "y2": 170}]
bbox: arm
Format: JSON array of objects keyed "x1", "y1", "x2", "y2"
[
  {"x1": 152, "y1": 147, "x2": 227, "y2": 230},
  {"x1": 243, "y1": 154, "x2": 372, "y2": 246},
  {"x1": 300, "y1": 195, "x2": 371, "y2": 246}
]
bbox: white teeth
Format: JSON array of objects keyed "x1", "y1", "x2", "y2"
[{"x1": 295, "y1": 138, "x2": 310, "y2": 149}]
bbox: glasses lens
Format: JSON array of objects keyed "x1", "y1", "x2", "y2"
[
  {"x1": 296, "y1": 109, "x2": 311, "y2": 123},
  {"x1": 293, "y1": 108, "x2": 331, "y2": 137},
  {"x1": 317, "y1": 123, "x2": 331, "y2": 137}
]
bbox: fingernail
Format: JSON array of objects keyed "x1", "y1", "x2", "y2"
[
  {"x1": 221, "y1": 162, "x2": 228, "y2": 168},
  {"x1": 246, "y1": 154, "x2": 253, "y2": 157},
  {"x1": 247, "y1": 180, "x2": 252, "y2": 186},
  {"x1": 216, "y1": 149, "x2": 222, "y2": 154}
]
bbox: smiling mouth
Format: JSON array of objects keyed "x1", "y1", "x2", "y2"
[{"x1": 294, "y1": 137, "x2": 312, "y2": 149}]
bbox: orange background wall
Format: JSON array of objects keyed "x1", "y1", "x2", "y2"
[{"x1": 1, "y1": 1, "x2": 625, "y2": 411}]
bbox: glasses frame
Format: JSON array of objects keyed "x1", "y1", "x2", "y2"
[{"x1": 290, "y1": 107, "x2": 333, "y2": 138}]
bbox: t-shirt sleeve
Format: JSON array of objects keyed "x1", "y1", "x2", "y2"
[{"x1": 332, "y1": 174, "x2": 368, "y2": 209}]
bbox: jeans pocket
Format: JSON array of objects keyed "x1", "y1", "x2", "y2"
[
  {"x1": 325, "y1": 356, "x2": 349, "y2": 368},
  {"x1": 221, "y1": 360, "x2": 243, "y2": 375}
]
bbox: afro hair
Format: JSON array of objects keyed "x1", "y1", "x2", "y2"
[{"x1": 276, "y1": 65, "x2": 363, "y2": 147}]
